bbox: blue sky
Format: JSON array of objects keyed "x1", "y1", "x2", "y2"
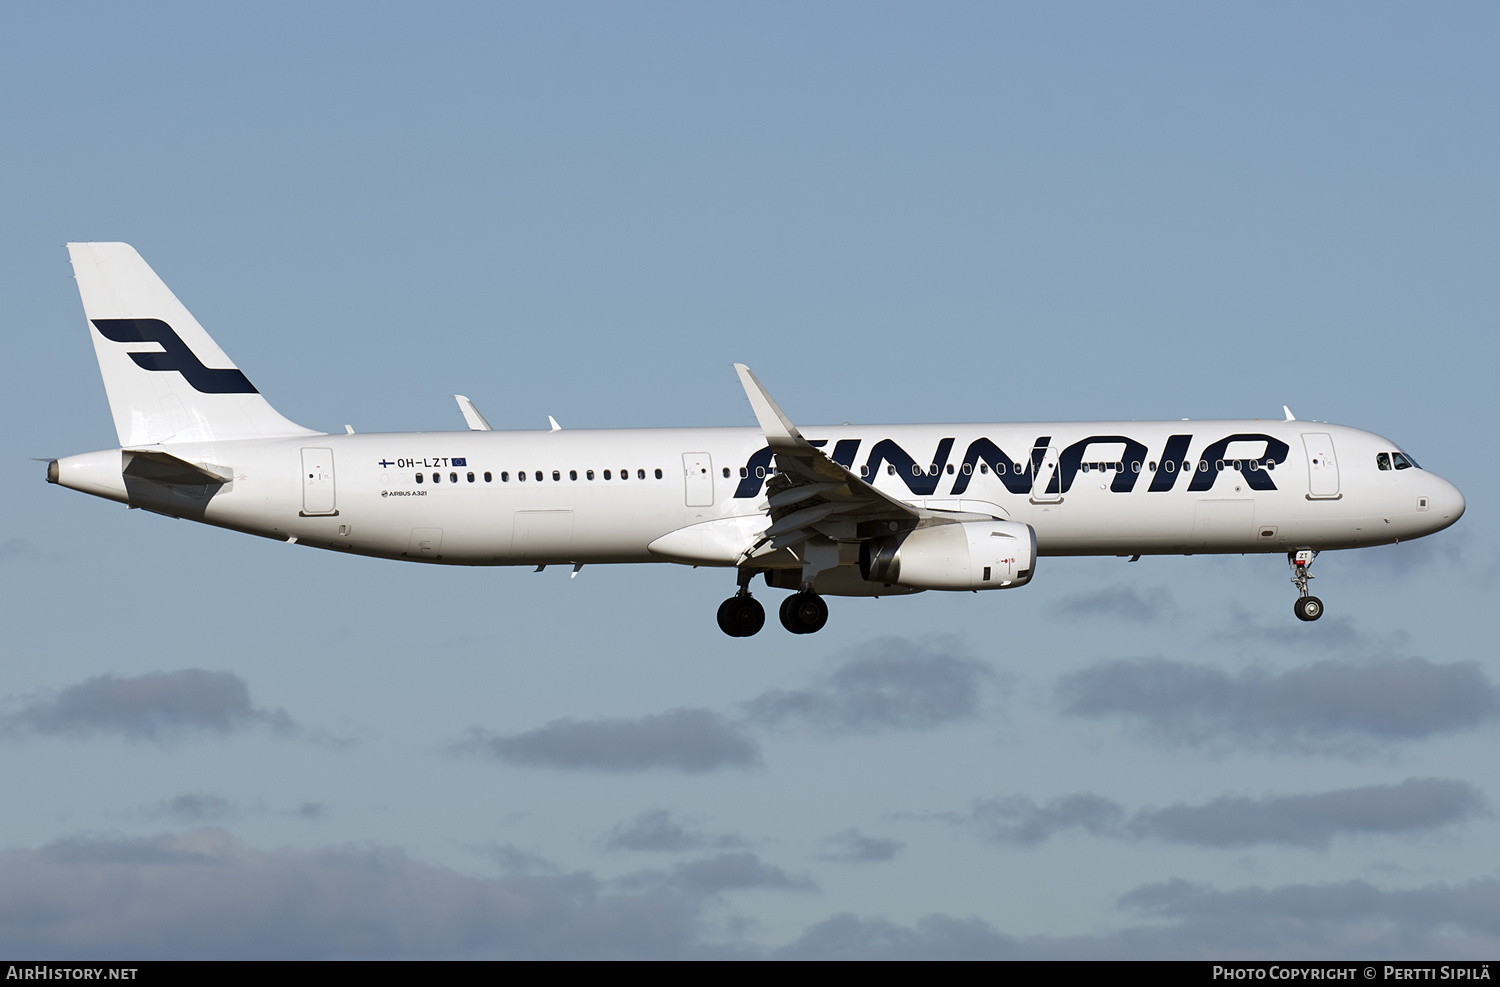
[{"x1": 2, "y1": 2, "x2": 1498, "y2": 958}]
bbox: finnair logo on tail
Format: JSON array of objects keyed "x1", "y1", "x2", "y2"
[{"x1": 92, "y1": 319, "x2": 258, "y2": 394}]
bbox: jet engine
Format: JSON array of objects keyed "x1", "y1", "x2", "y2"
[{"x1": 858, "y1": 520, "x2": 1037, "y2": 591}]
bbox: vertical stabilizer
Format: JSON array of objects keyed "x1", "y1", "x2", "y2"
[{"x1": 67, "y1": 242, "x2": 319, "y2": 446}]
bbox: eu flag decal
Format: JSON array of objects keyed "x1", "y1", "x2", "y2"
[{"x1": 452, "y1": 458, "x2": 467, "y2": 467}]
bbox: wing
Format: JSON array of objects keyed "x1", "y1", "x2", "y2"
[{"x1": 734, "y1": 364, "x2": 923, "y2": 562}]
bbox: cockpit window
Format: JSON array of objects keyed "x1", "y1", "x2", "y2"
[
  {"x1": 1377, "y1": 452, "x2": 1392, "y2": 471},
  {"x1": 1392, "y1": 452, "x2": 1416, "y2": 470}
]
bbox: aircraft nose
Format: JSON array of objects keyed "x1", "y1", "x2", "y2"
[
  {"x1": 1442, "y1": 479, "x2": 1466, "y2": 522},
  {"x1": 1429, "y1": 476, "x2": 1465, "y2": 529}
]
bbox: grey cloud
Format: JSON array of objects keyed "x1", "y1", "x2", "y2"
[
  {"x1": 666, "y1": 852, "x2": 816, "y2": 895},
  {"x1": 1057, "y1": 656, "x2": 1499, "y2": 752},
  {"x1": 603, "y1": 809, "x2": 746, "y2": 853},
  {"x1": 1, "y1": 670, "x2": 297, "y2": 743},
  {"x1": 1052, "y1": 585, "x2": 1176, "y2": 622},
  {"x1": 966, "y1": 794, "x2": 1127, "y2": 845},
  {"x1": 777, "y1": 876, "x2": 1500, "y2": 959},
  {"x1": 0, "y1": 537, "x2": 33, "y2": 561},
  {"x1": 1131, "y1": 778, "x2": 1487, "y2": 848},
  {"x1": 954, "y1": 779, "x2": 1484, "y2": 849},
  {"x1": 4, "y1": 829, "x2": 1499, "y2": 959},
  {"x1": 744, "y1": 638, "x2": 992, "y2": 733},
  {"x1": 776, "y1": 913, "x2": 1021, "y2": 960},
  {"x1": 817, "y1": 828, "x2": 904, "y2": 863},
  {"x1": 0, "y1": 829, "x2": 739, "y2": 959},
  {"x1": 460, "y1": 708, "x2": 760, "y2": 773},
  {"x1": 1116, "y1": 876, "x2": 1500, "y2": 955},
  {"x1": 154, "y1": 793, "x2": 239, "y2": 823}
]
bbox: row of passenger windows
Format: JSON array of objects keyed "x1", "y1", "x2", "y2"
[
  {"x1": 415, "y1": 468, "x2": 666, "y2": 485},
  {"x1": 731, "y1": 459, "x2": 1277, "y2": 479},
  {"x1": 411, "y1": 458, "x2": 1288, "y2": 486}
]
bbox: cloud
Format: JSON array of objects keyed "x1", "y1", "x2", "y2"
[
  {"x1": 459, "y1": 708, "x2": 760, "y2": 773},
  {"x1": 817, "y1": 829, "x2": 904, "y2": 863},
  {"x1": 776, "y1": 875, "x2": 1500, "y2": 959},
  {"x1": 1, "y1": 670, "x2": 297, "y2": 743},
  {"x1": 743, "y1": 638, "x2": 993, "y2": 733},
  {"x1": 665, "y1": 852, "x2": 816, "y2": 895},
  {"x1": 1057, "y1": 656, "x2": 1500, "y2": 752},
  {"x1": 964, "y1": 794, "x2": 1128, "y2": 845},
  {"x1": 1115, "y1": 876, "x2": 1500, "y2": 956},
  {"x1": 0, "y1": 829, "x2": 737, "y2": 959},
  {"x1": 953, "y1": 779, "x2": 1484, "y2": 849},
  {"x1": 603, "y1": 809, "x2": 746, "y2": 853},
  {"x1": 3, "y1": 829, "x2": 1498, "y2": 959},
  {"x1": 0, "y1": 537, "x2": 34, "y2": 562},
  {"x1": 1130, "y1": 778, "x2": 1487, "y2": 849},
  {"x1": 776, "y1": 913, "x2": 1022, "y2": 960},
  {"x1": 1052, "y1": 585, "x2": 1176, "y2": 622},
  {"x1": 153, "y1": 793, "x2": 239, "y2": 823}
]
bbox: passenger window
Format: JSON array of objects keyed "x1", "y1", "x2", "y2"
[
  {"x1": 416, "y1": 473, "x2": 423, "y2": 484},
  {"x1": 656, "y1": 469, "x2": 663, "y2": 479},
  {"x1": 721, "y1": 467, "x2": 729, "y2": 478},
  {"x1": 501, "y1": 471, "x2": 509, "y2": 482},
  {"x1": 587, "y1": 470, "x2": 595, "y2": 480},
  {"x1": 620, "y1": 469, "x2": 628, "y2": 480},
  {"x1": 638, "y1": 469, "x2": 646, "y2": 480},
  {"x1": 603, "y1": 470, "x2": 611, "y2": 480},
  {"x1": 450, "y1": 472, "x2": 457, "y2": 483},
  {"x1": 535, "y1": 471, "x2": 543, "y2": 482},
  {"x1": 467, "y1": 472, "x2": 475, "y2": 483},
  {"x1": 946, "y1": 464, "x2": 955, "y2": 475},
  {"x1": 740, "y1": 467, "x2": 749, "y2": 478},
  {"x1": 433, "y1": 472, "x2": 441, "y2": 483},
  {"x1": 518, "y1": 471, "x2": 526, "y2": 482},
  {"x1": 887, "y1": 465, "x2": 895, "y2": 476},
  {"x1": 569, "y1": 470, "x2": 578, "y2": 481},
  {"x1": 962, "y1": 463, "x2": 972, "y2": 475},
  {"x1": 484, "y1": 472, "x2": 492, "y2": 482}
]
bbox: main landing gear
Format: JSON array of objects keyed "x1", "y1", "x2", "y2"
[
  {"x1": 779, "y1": 591, "x2": 828, "y2": 635},
  {"x1": 1289, "y1": 549, "x2": 1323, "y2": 622},
  {"x1": 716, "y1": 569, "x2": 828, "y2": 637}
]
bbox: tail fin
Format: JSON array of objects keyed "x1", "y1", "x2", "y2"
[{"x1": 67, "y1": 242, "x2": 318, "y2": 446}]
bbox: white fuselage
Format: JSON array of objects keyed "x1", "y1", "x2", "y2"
[{"x1": 53, "y1": 419, "x2": 1465, "y2": 569}]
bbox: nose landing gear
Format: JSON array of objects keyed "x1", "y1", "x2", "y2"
[{"x1": 1290, "y1": 549, "x2": 1323, "y2": 622}]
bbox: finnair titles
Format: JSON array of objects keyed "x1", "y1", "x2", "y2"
[{"x1": 49, "y1": 243, "x2": 1465, "y2": 636}]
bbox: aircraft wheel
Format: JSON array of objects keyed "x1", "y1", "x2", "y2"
[
  {"x1": 1294, "y1": 595, "x2": 1324, "y2": 622},
  {"x1": 717, "y1": 596, "x2": 766, "y2": 637},
  {"x1": 779, "y1": 592, "x2": 829, "y2": 634}
]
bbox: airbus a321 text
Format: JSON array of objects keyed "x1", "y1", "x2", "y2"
[{"x1": 49, "y1": 243, "x2": 1465, "y2": 635}]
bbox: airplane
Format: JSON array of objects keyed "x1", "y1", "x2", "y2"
[{"x1": 48, "y1": 243, "x2": 1466, "y2": 636}]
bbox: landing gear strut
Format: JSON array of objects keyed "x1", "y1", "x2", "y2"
[
  {"x1": 779, "y1": 591, "x2": 828, "y2": 634},
  {"x1": 1289, "y1": 549, "x2": 1323, "y2": 622},
  {"x1": 717, "y1": 568, "x2": 766, "y2": 637}
]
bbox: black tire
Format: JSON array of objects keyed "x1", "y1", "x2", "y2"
[
  {"x1": 1294, "y1": 595, "x2": 1324, "y2": 622},
  {"x1": 717, "y1": 596, "x2": 765, "y2": 637},
  {"x1": 778, "y1": 591, "x2": 829, "y2": 634}
]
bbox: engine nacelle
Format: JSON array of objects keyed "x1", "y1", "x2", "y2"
[{"x1": 859, "y1": 520, "x2": 1037, "y2": 591}]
